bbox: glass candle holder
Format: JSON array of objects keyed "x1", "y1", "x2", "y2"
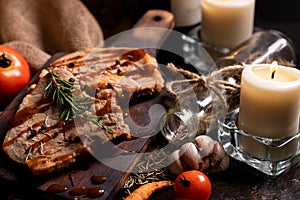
[{"x1": 218, "y1": 108, "x2": 300, "y2": 177}]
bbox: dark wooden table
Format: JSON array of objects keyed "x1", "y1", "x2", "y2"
[
  {"x1": 112, "y1": 128, "x2": 300, "y2": 200},
  {"x1": 115, "y1": 159, "x2": 300, "y2": 200},
  {"x1": 2, "y1": 139, "x2": 300, "y2": 200},
  {"x1": 1, "y1": 1, "x2": 300, "y2": 199}
]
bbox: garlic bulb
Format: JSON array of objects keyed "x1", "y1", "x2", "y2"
[{"x1": 167, "y1": 135, "x2": 229, "y2": 175}]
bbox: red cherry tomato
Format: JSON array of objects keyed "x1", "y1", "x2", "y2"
[
  {"x1": 0, "y1": 45, "x2": 30, "y2": 108},
  {"x1": 174, "y1": 170, "x2": 212, "y2": 200}
]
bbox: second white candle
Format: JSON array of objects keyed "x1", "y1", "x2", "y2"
[{"x1": 201, "y1": 0, "x2": 255, "y2": 49}]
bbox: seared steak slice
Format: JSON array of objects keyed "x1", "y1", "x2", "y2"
[{"x1": 2, "y1": 48, "x2": 164, "y2": 175}]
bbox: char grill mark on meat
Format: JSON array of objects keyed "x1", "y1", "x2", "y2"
[{"x1": 2, "y1": 48, "x2": 164, "y2": 175}]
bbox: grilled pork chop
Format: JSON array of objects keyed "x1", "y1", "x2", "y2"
[{"x1": 2, "y1": 48, "x2": 164, "y2": 175}]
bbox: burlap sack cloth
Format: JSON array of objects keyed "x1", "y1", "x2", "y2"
[{"x1": 0, "y1": 0, "x2": 104, "y2": 75}]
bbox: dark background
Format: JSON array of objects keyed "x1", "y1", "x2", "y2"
[
  {"x1": 255, "y1": 0, "x2": 300, "y2": 69},
  {"x1": 81, "y1": 0, "x2": 300, "y2": 69}
]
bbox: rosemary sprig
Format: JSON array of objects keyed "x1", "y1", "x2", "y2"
[{"x1": 44, "y1": 70, "x2": 113, "y2": 134}]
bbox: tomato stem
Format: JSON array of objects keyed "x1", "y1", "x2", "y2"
[
  {"x1": 179, "y1": 176, "x2": 191, "y2": 187},
  {"x1": 0, "y1": 53, "x2": 12, "y2": 68}
]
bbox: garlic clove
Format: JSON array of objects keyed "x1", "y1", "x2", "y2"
[
  {"x1": 168, "y1": 150, "x2": 186, "y2": 175},
  {"x1": 218, "y1": 155, "x2": 230, "y2": 172},
  {"x1": 210, "y1": 142, "x2": 227, "y2": 166},
  {"x1": 211, "y1": 156, "x2": 230, "y2": 172},
  {"x1": 180, "y1": 142, "x2": 201, "y2": 170},
  {"x1": 198, "y1": 157, "x2": 210, "y2": 172},
  {"x1": 194, "y1": 135, "x2": 215, "y2": 158}
]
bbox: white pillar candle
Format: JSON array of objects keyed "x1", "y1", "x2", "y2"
[
  {"x1": 238, "y1": 62, "x2": 300, "y2": 161},
  {"x1": 201, "y1": 0, "x2": 255, "y2": 49}
]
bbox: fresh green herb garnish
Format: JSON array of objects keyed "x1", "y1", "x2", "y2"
[{"x1": 44, "y1": 70, "x2": 113, "y2": 134}]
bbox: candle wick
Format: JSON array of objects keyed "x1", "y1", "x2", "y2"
[{"x1": 271, "y1": 70, "x2": 276, "y2": 79}]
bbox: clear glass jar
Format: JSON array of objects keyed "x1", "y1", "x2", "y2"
[{"x1": 161, "y1": 108, "x2": 198, "y2": 144}]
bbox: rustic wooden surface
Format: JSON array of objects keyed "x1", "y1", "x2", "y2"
[
  {"x1": 1, "y1": 1, "x2": 300, "y2": 199},
  {"x1": 190, "y1": 161, "x2": 299, "y2": 199},
  {"x1": 0, "y1": 9, "x2": 174, "y2": 200},
  {"x1": 131, "y1": 159, "x2": 300, "y2": 200}
]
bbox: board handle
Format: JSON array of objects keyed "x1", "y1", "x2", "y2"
[{"x1": 107, "y1": 9, "x2": 174, "y2": 56}]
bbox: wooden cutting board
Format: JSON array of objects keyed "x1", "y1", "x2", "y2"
[{"x1": 0, "y1": 9, "x2": 174, "y2": 199}]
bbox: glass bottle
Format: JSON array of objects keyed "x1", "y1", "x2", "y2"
[{"x1": 215, "y1": 29, "x2": 298, "y2": 68}]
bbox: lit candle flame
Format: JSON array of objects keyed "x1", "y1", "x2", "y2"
[{"x1": 270, "y1": 61, "x2": 278, "y2": 79}]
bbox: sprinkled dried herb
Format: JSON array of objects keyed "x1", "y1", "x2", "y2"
[{"x1": 123, "y1": 147, "x2": 174, "y2": 192}]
